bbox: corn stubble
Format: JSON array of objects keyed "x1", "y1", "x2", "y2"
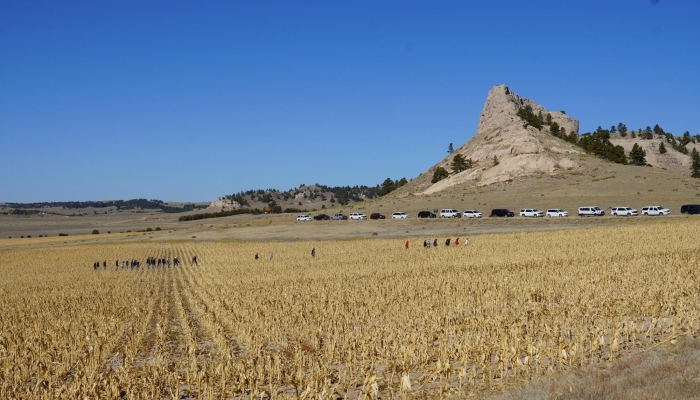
[{"x1": 1, "y1": 221, "x2": 700, "y2": 398}]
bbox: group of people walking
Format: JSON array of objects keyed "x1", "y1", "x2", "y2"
[
  {"x1": 402, "y1": 237, "x2": 470, "y2": 249},
  {"x1": 145, "y1": 257, "x2": 180, "y2": 268},
  {"x1": 419, "y1": 237, "x2": 468, "y2": 248},
  {"x1": 92, "y1": 256, "x2": 198, "y2": 271}
]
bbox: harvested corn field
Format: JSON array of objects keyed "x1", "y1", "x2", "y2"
[{"x1": 1, "y1": 221, "x2": 700, "y2": 399}]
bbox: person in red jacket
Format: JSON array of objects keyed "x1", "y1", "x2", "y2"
[{"x1": 404, "y1": 240, "x2": 409, "y2": 250}]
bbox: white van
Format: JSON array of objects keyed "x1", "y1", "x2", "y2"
[{"x1": 440, "y1": 209, "x2": 461, "y2": 218}]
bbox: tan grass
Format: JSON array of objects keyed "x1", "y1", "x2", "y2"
[{"x1": 1, "y1": 220, "x2": 700, "y2": 398}]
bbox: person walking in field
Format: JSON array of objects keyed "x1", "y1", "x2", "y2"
[
  {"x1": 311, "y1": 248, "x2": 316, "y2": 257},
  {"x1": 255, "y1": 253, "x2": 259, "y2": 260},
  {"x1": 404, "y1": 241, "x2": 409, "y2": 250},
  {"x1": 103, "y1": 260, "x2": 107, "y2": 270},
  {"x1": 455, "y1": 238, "x2": 459, "y2": 246},
  {"x1": 464, "y1": 237, "x2": 469, "y2": 246},
  {"x1": 433, "y1": 239, "x2": 438, "y2": 247},
  {"x1": 191, "y1": 256, "x2": 198, "y2": 266},
  {"x1": 445, "y1": 238, "x2": 450, "y2": 246},
  {"x1": 269, "y1": 253, "x2": 273, "y2": 261}
]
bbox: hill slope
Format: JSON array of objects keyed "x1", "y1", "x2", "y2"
[{"x1": 610, "y1": 136, "x2": 699, "y2": 175}]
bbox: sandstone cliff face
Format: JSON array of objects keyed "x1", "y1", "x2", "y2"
[
  {"x1": 422, "y1": 85, "x2": 583, "y2": 194},
  {"x1": 206, "y1": 199, "x2": 242, "y2": 211},
  {"x1": 476, "y1": 85, "x2": 578, "y2": 138}
]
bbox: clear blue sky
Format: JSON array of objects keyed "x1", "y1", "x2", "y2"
[{"x1": 2, "y1": 1, "x2": 698, "y2": 202}]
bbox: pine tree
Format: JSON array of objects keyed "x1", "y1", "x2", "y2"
[
  {"x1": 431, "y1": 167, "x2": 449, "y2": 183},
  {"x1": 549, "y1": 122, "x2": 561, "y2": 137},
  {"x1": 658, "y1": 141, "x2": 667, "y2": 154},
  {"x1": 380, "y1": 178, "x2": 396, "y2": 195},
  {"x1": 451, "y1": 154, "x2": 468, "y2": 173},
  {"x1": 493, "y1": 155, "x2": 500, "y2": 166},
  {"x1": 629, "y1": 143, "x2": 647, "y2": 166},
  {"x1": 681, "y1": 131, "x2": 692, "y2": 146},
  {"x1": 691, "y1": 148, "x2": 700, "y2": 178},
  {"x1": 617, "y1": 122, "x2": 628, "y2": 137}
]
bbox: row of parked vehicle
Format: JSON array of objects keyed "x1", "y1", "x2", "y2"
[{"x1": 297, "y1": 204, "x2": 700, "y2": 221}]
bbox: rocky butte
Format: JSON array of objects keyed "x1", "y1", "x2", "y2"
[{"x1": 421, "y1": 84, "x2": 583, "y2": 194}]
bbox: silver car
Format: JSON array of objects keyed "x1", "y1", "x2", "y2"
[
  {"x1": 391, "y1": 212, "x2": 409, "y2": 219},
  {"x1": 462, "y1": 210, "x2": 483, "y2": 218},
  {"x1": 546, "y1": 208, "x2": 569, "y2": 217}
]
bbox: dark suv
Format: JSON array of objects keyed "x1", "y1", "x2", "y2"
[
  {"x1": 490, "y1": 209, "x2": 515, "y2": 217},
  {"x1": 370, "y1": 213, "x2": 386, "y2": 220},
  {"x1": 417, "y1": 211, "x2": 436, "y2": 218},
  {"x1": 681, "y1": 204, "x2": 700, "y2": 215}
]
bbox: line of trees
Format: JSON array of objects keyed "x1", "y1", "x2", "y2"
[
  {"x1": 223, "y1": 184, "x2": 384, "y2": 208},
  {"x1": 1, "y1": 209, "x2": 42, "y2": 215},
  {"x1": 576, "y1": 127, "x2": 628, "y2": 164},
  {"x1": 380, "y1": 178, "x2": 408, "y2": 196},
  {"x1": 178, "y1": 208, "x2": 264, "y2": 221},
  {"x1": 5, "y1": 199, "x2": 206, "y2": 213}
]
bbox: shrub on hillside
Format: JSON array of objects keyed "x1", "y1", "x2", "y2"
[{"x1": 431, "y1": 167, "x2": 449, "y2": 184}]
